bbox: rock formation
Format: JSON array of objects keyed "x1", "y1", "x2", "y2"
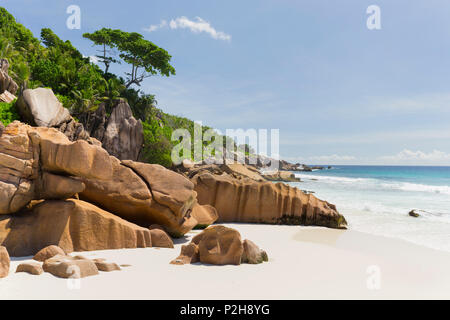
[
  {"x1": 43, "y1": 254, "x2": 99, "y2": 279},
  {"x1": 0, "y1": 59, "x2": 18, "y2": 95},
  {"x1": 191, "y1": 172, "x2": 347, "y2": 229},
  {"x1": 93, "y1": 259, "x2": 121, "y2": 272},
  {"x1": 0, "y1": 121, "x2": 112, "y2": 214},
  {"x1": 191, "y1": 204, "x2": 218, "y2": 228},
  {"x1": 81, "y1": 100, "x2": 144, "y2": 161},
  {"x1": 0, "y1": 245, "x2": 9, "y2": 278},
  {"x1": 33, "y1": 245, "x2": 66, "y2": 262},
  {"x1": 262, "y1": 170, "x2": 301, "y2": 182},
  {"x1": 16, "y1": 262, "x2": 43, "y2": 275},
  {"x1": 0, "y1": 90, "x2": 16, "y2": 103},
  {"x1": 241, "y1": 239, "x2": 268, "y2": 264},
  {"x1": 171, "y1": 225, "x2": 268, "y2": 266},
  {"x1": 0, "y1": 121, "x2": 209, "y2": 244},
  {"x1": 150, "y1": 229, "x2": 174, "y2": 248},
  {"x1": 16, "y1": 88, "x2": 72, "y2": 128},
  {"x1": 0, "y1": 199, "x2": 153, "y2": 256},
  {"x1": 16, "y1": 88, "x2": 93, "y2": 143},
  {"x1": 79, "y1": 159, "x2": 203, "y2": 237}
]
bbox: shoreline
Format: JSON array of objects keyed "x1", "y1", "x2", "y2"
[{"x1": 2, "y1": 223, "x2": 450, "y2": 300}]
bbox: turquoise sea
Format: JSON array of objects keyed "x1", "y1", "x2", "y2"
[{"x1": 290, "y1": 166, "x2": 450, "y2": 252}]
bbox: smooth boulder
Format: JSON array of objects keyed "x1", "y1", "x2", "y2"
[
  {"x1": 0, "y1": 199, "x2": 152, "y2": 257},
  {"x1": 170, "y1": 243, "x2": 199, "y2": 265},
  {"x1": 191, "y1": 172, "x2": 347, "y2": 229},
  {"x1": 43, "y1": 255, "x2": 99, "y2": 278},
  {"x1": 191, "y1": 204, "x2": 218, "y2": 228},
  {"x1": 241, "y1": 239, "x2": 268, "y2": 264},
  {"x1": 93, "y1": 259, "x2": 121, "y2": 272},
  {"x1": 80, "y1": 159, "x2": 199, "y2": 237},
  {"x1": 16, "y1": 88, "x2": 71, "y2": 127},
  {"x1": 0, "y1": 122, "x2": 112, "y2": 214},
  {"x1": 171, "y1": 226, "x2": 268, "y2": 266},
  {"x1": 33, "y1": 245, "x2": 66, "y2": 262},
  {"x1": 150, "y1": 229, "x2": 174, "y2": 248},
  {"x1": 16, "y1": 262, "x2": 43, "y2": 275},
  {"x1": 192, "y1": 225, "x2": 244, "y2": 266}
]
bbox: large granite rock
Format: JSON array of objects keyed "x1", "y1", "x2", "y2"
[
  {"x1": 16, "y1": 88, "x2": 94, "y2": 143},
  {"x1": 241, "y1": 239, "x2": 268, "y2": 264},
  {"x1": 191, "y1": 172, "x2": 347, "y2": 229},
  {"x1": 0, "y1": 245, "x2": 9, "y2": 278},
  {"x1": 171, "y1": 225, "x2": 268, "y2": 266},
  {"x1": 0, "y1": 199, "x2": 153, "y2": 257},
  {"x1": 81, "y1": 100, "x2": 144, "y2": 161},
  {"x1": 0, "y1": 59, "x2": 18, "y2": 95},
  {"x1": 0, "y1": 121, "x2": 112, "y2": 214},
  {"x1": 80, "y1": 159, "x2": 199, "y2": 237},
  {"x1": 150, "y1": 229, "x2": 174, "y2": 248},
  {"x1": 43, "y1": 254, "x2": 99, "y2": 279},
  {"x1": 33, "y1": 245, "x2": 66, "y2": 262},
  {"x1": 191, "y1": 204, "x2": 218, "y2": 228},
  {"x1": 192, "y1": 225, "x2": 243, "y2": 265},
  {"x1": 0, "y1": 121, "x2": 205, "y2": 242},
  {"x1": 16, "y1": 88, "x2": 72, "y2": 128},
  {"x1": 16, "y1": 262, "x2": 43, "y2": 275}
]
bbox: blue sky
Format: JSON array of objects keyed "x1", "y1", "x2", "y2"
[{"x1": 3, "y1": 0, "x2": 450, "y2": 165}]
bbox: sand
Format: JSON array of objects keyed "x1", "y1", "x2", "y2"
[{"x1": 1, "y1": 223, "x2": 450, "y2": 300}]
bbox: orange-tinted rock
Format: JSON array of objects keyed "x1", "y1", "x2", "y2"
[
  {"x1": 33, "y1": 245, "x2": 66, "y2": 262},
  {"x1": 93, "y1": 259, "x2": 121, "y2": 272},
  {"x1": 192, "y1": 225, "x2": 243, "y2": 266},
  {"x1": 0, "y1": 122, "x2": 112, "y2": 214},
  {"x1": 191, "y1": 204, "x2": 218, "y2": 228},
  {"x1": 80, "y1": 159, "x2": 199, "y2": 237},
  {"x1": 192, "y1": 172, "x2": 347, "y2": 229},
  {"x1": 0, "y1": 246, "x2": 9, "y2": 278},
  {"x1": 241, "y1": 239, "x2": 268, "y2": 264},
  {"x1": 43, "y1": 255, "x2": 98, "y2": 278},
  {"x1": 0, "y1": 199, "x2": 152, "y2": 257},
  {"x1": 170, "y1": 243, "x2": 199, "y2": 265},
  {"x1": 150, "y1": 229, "x2": 174, "y2": 248},
  {"x1": 16, "y1": 262, "x2": 43, "y2": 275}
]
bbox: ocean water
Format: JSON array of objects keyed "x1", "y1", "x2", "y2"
[{"x1": 289, "y1": 166, "x2": 450, "y2": 252}]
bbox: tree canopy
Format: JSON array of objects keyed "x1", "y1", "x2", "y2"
[{"x1": 83, "y1": 28, "x2": 176, "y2": 88}]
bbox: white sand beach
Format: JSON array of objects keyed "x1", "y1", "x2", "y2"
[{"x1": 1, "y1": 223, "x2": 450, "y2": 300}]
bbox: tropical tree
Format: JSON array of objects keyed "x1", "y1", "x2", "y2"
[
  {"x1": 83, "y1": 28, "x2": 175, "y2": 88},
  {"x1": 82, "y1": 28, "x2": 119, "y2": 74}
]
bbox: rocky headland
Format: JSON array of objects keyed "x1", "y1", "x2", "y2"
[{"x1": 0, "y1": 61, "x2": 346, "y2": 279}]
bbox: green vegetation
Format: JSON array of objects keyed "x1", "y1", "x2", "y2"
[
  {"x1": 0, "y1": 100, "x2": 19, "y2": 126},
  {"x1": 83, "y1": 28, "x2": 176, "y2": 88},
  {"x1": 0, "y1": 7, "x2": 236, "y2": 167}
]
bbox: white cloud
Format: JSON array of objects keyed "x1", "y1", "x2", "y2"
[
  {"x1": 89, "y1": 55, "x2": 100, "y2": 65},
  {"x1": 284, "y1": 154, "x2": 357, "y2": 165},
  {"x1": 379, "y1": 149, "x2": 450, "y2": 165},
  {"x1": 144, "y1": 16, "x2": 231, "y2": 41},
  {"x1": 309, "y1": 154, "x2": 357, "y2": 162},
  {"x1": 143, "y1": 20, "x2": 167, "y2": 32}
]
